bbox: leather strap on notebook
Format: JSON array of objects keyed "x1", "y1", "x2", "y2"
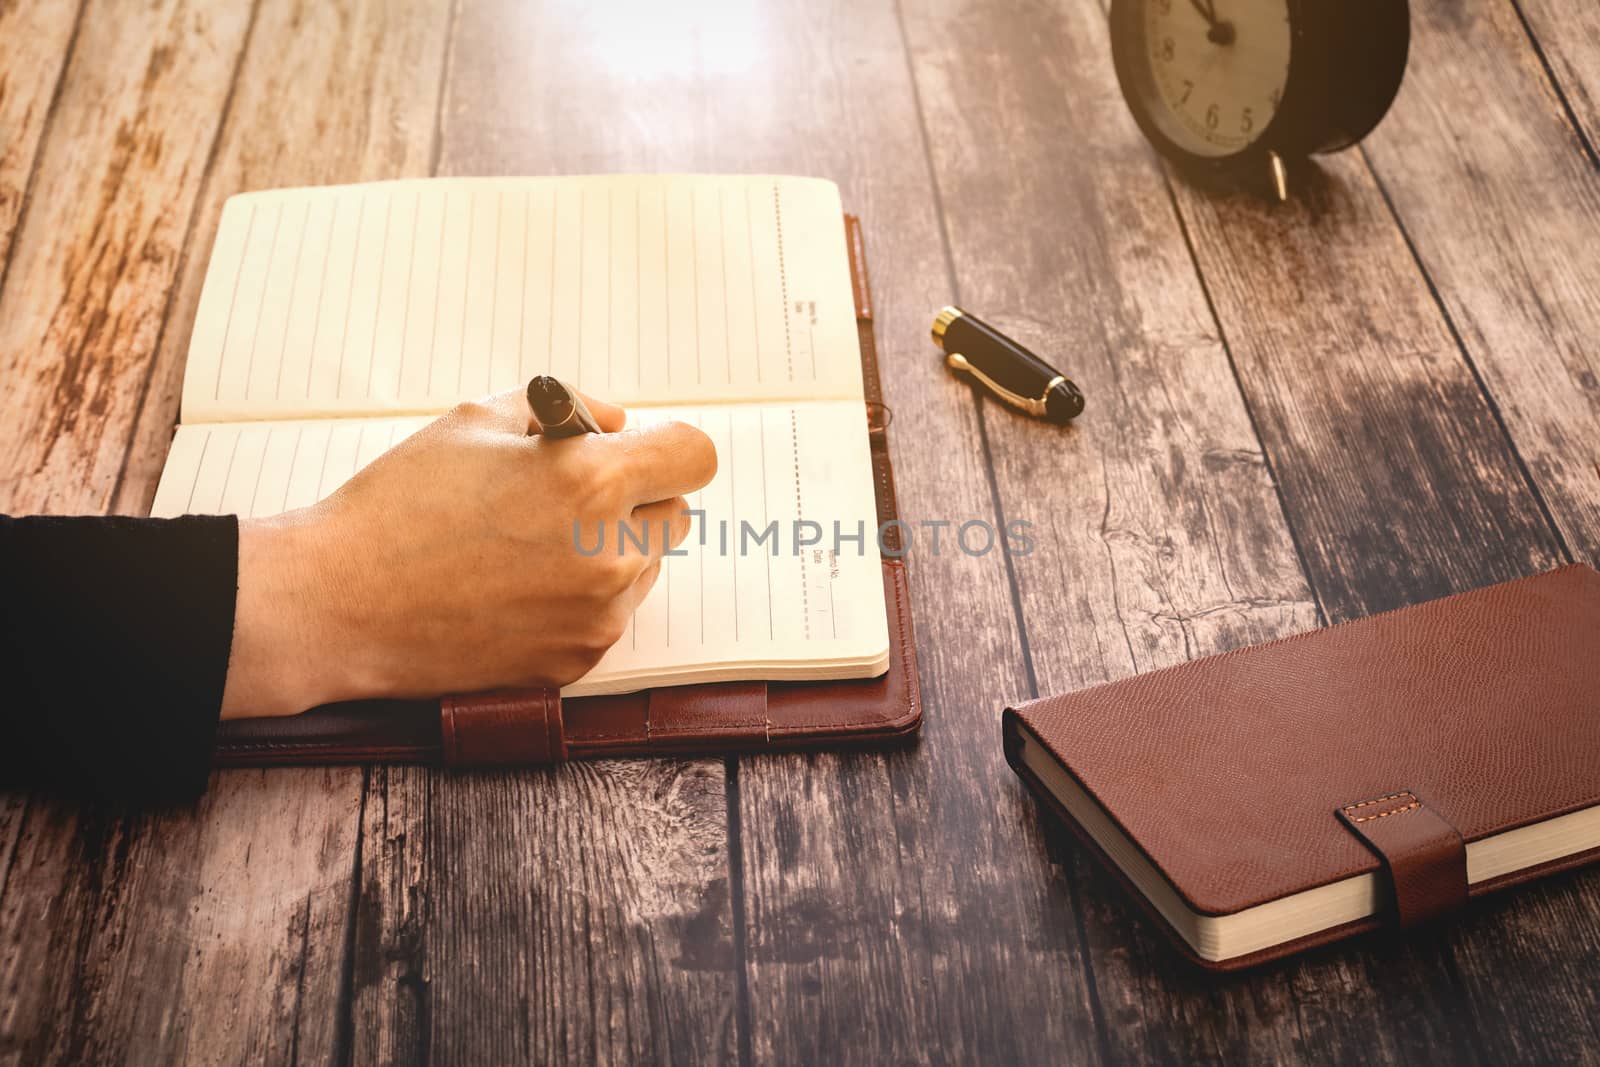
[
  {"x1": 440, "y1": 688, "x2": 567, "y2": 766},
  {"x1": 647, "y1": 681, "x2": 768, "y2": 748},
  {"x1": 1335, "y1": 789, "x2": 1467, "y2": 928}
]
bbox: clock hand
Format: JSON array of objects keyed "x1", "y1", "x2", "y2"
[
  {"x1": 1186, "y1": 0, "x2": 1219, "y2": 28},
  {"x1": 1187, "y1": 0, "x2": 1236, "y2": 45}
]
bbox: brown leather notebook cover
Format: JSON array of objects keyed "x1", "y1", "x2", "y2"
[
  {"x1": 1003, "y1": 564, "x2": 1600, "y2": 970},
  {"x1": 215, "y1": 215, "x2": 921, "y2": 768}
]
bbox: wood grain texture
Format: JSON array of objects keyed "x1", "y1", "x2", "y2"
[
  {"x1": 353, "y1": 762, "x2": 737, "y2": 1065},
  {"x1": 0, "y1": 0, "x2": 82, "y2": 279},
  {"x1": 0, "y1": 1, "x2": 452, "y2": 1063},
  {"x1": 1513, "y1": 0, "x2": 1600, "y2": 155},
  {"x1": 113, "y1": 0, "x2": 453, "y2": 516},
  {"x1": 342, "y1": 5, "x2": 740, "y2": 1061},
  {"x1": 0, "y1": 0, "x2": 253, "y2": 515},
  {"x1": 1168, "y1": 157, "x2": 1563, "y2": 615},
  {"x1": 1354, "y1": 2, "x2": 1600, "y2": 1057},
  {"x1": 1363, "y1": 0, "x2": 1600, "y2": 567},
  {"x1": 0, "y1": 771, "x2": 358, "y2": 1065}
]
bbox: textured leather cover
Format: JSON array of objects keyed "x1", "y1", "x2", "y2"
[
  {"x1": 1003, "y1": 564, "x2": 1600, "y2": 970},
  {"x1": 215, "y1": 214, "x2": 922, "y2": 767}
]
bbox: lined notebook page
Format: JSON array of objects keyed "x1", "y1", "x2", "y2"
[
  {"x1": 181, "y1": 175, "x2": 864, "y2": 423},
  {"x1": 149, "y1": 401, "x2": 889, "y2": 696}
]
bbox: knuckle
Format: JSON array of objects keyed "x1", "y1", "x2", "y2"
[
  {"x1": 664, "y1": 503, "x2": 693, "y2": 546},
  {"x1": 449, "y1": 399, "x2": 495, "y2": 425},
  {"x1": 601, "y1": 553, "x2": 637, "y2": 594},
  {"x1": 577, "y1": 609, "x2": 628, "y2": 656},
  {"x1": 559, "y1": 452, "x2": 622, "y2": 513}
]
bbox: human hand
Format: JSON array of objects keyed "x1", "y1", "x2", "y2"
[{"x1": 219, "y1": 388, "x2": 717, "y2": 718}]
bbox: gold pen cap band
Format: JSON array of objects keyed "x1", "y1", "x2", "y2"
[{"x1": 931, "y1": 306, "x2": 963, "y2": 349}]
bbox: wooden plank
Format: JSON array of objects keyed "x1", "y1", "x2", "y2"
[
  {"x1": 0, "y1": 0, "x2": 251, "y2": 516},
  {"x1": 1363, "y1": 0, "x2": 1600, "y2": 566},
  {"x1": 1353, "y1": 1, "x2": 1600, "y2": 1056},
  {"x1": 343, "y1": 5, "x2": 742, "y2": 1061},
  {"x1": 0, "y1": 1, "x2": 452, "y2": 1063},
  {"x1": 353, "y1": 762, "x2": 739, "y2": 1065},
  {"x1": 0, "y1": 0, "x2": 83, "y2": 280},
  {"x1": 0, "y1": 772, "x2": 359, "y2": 1064},
  {"x1": 1513, "y1": 0, "x2": 1600, "y2": 154},
  {"x1": 1168, "y1": 166, "x2": 1563, "y2": 615}
]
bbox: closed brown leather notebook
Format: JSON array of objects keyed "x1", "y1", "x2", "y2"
[
  {"x1": 181, "y1": 184, "x2": 918, "y2": 768},
  {"x1": 1004, "y1": 564, "x2": 1600, "y2": 970}
]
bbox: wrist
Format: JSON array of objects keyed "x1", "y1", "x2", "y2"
[{"x1": 221, "y1": 511, "x2": 357, "y2": 719}]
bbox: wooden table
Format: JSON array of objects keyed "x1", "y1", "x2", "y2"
[{"x1": 3, "y1": 1, "x2": 1598, "y2": 1062}]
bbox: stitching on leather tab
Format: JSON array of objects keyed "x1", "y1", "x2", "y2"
[
  {"x1": 1343, "y1": 791, "x2": 1422, "y2": 823},
  {"x1": 1347, "y1": 801, "x2": 1421, "y2": 823}
]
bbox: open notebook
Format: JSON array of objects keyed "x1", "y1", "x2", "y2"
[{"x1": 151, "y1": 175, "x2": 890, "y2": 698}]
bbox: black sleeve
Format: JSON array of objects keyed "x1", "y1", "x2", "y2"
[{"x1": 0, "y1": 514, "x2": 238, "y2": 802}]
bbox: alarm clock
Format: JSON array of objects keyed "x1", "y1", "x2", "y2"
[{"x1": 1109, "y1": 0, "x2": 1409, "y2": 199}]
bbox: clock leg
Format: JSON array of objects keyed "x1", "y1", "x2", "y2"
[{"x1": 1268, "y1": 151, "x2": 1289, "y2": 202}]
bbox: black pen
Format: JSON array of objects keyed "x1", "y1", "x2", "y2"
[
  {"x1": 932, "y1": 307, "x2": 1085, "y2": 423},
  {"x1": 526, "y1": 375, "x2": 603, "y2": 438}
]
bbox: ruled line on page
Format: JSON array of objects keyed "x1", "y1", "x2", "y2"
[
  {"x1": 333, "y1": 194, "x2": 368, "y2": 400},
  {"x1": 747, "y1": 185, "x2": 764, "y2": 387},
  {"x1": 454, "y1": 190, "x2": 476, "y2": 395},
  {"x1": 728, "y1": 407, "x2": 739, "y2": 641},
  {"x1": 481, "y1": 190, "x2": 501, "y2": 396},
  {"x1": 272, "y1": 199, "x2": 311, "y2": 401},
  {"x1": 213, "y1": 201, "x2": 258, "y2": 402},
  {"x1": 241, "y1": 201, "x2": 285, "y2": 403},
  {"x1": 760, "y1": 405, "x2": 773, "y2": 640},
  {"x1": 392, "y1": 190, "x2": 421, "y2": 400},
  {"x1": 302, "y1": 195, "x2": 340, "y2": 399},
  {"x1": 516, "y1": 189, "x2": 532, "y2": 382},
  {"x1": 720, "y1": 188, "x2": 732, "y2": 385},
  {"x1": 774, "y1": 183, "x2": 793, "y2": 383}
]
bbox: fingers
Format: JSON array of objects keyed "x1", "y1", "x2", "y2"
[
  {"x1": 598, "y1": 421, "x2": 718, "y2": 506},
  {"x1": 581, "y1": 392, "x2": 626, "y2": 433},
  {"x1": 453, "y1": 385, "x2": 627, "y2": 435},
  {"x1": 618, "y1": 496, "x2": 693, "y2": 562},
  {"x1": 616, "y1": 559, "x2": 664, "y2": 617}
]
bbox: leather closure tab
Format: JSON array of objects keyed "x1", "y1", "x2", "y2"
[
  {"x1": 648, "y1": 682, "x2": 768, "y2": 748},
  {"x1": 440, "y1": 688, "x2": 567, "y2": 766},
  {"x1": 1336, "y1": 789, "x2": 1467, "y2": 928}
]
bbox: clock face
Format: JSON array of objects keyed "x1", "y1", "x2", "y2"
[{"x1": 1141, "y1": 0, "x2": 1292, "y2": 158}]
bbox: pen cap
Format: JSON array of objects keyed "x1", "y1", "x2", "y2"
[{"x1": 933, "y1": 307, "x2": 1084, "y2": 423}]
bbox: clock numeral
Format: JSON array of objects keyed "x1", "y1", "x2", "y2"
[
  {"x1": 1155, "y1": 0, "x2": 1171, "y2": 11},
  {"x1": 1205, "y1": 102, "x2": 1219, "y2": 129},
  {"x1": 1180, "y1": 79, "x2": 1194, "y2": 104},
  {"x1": 1160, "y1": 37, "x2": 1174, "y2": 62},
  {"x1": 1241, "y1": 106, "x2": 1254, "y2": 133},
  {"x1": 1269, "y1": 89, "x2": 1282, "y2": 110}
]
